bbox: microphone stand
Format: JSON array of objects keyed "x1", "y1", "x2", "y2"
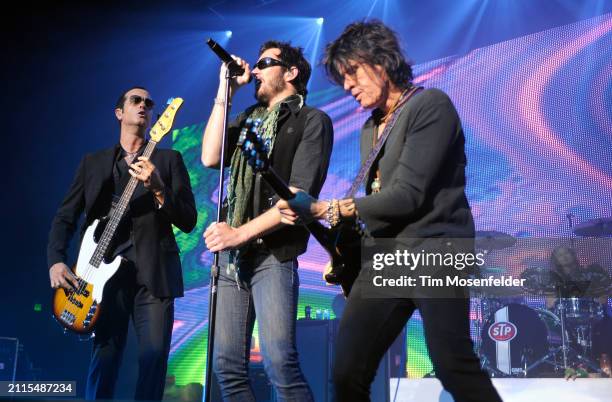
[{"x1": 205, "y1": 67, "x2": 234, "y2": 402}]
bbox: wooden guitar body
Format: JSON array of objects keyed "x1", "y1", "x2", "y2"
[{"x1": 52, "y1": 219, "x2": 121, "y2": 333}]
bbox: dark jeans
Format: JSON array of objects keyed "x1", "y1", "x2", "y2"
[
  {"x1": 85, "y1": 263, "x2": 174, "y2": 401},
  {"x1": 333, "y1": 283, "x2": 502, "y2": 402},
  {"x1": 212, "y1": 250, "x2": 314, "y2": 402}
]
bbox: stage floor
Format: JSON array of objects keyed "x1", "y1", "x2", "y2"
[{"x1": 391, "y1": 378, "x2": 612, "y2": 402}]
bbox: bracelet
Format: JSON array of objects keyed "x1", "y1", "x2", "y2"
[{"x1": 325, "y1": 199, "x2": 341, "y2": 227}]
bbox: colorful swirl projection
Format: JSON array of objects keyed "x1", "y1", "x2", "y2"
[{"x1": 168, "y1": 14, "x2": 612, "y2": 384}]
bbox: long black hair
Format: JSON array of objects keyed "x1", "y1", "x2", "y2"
[{"x1": 323, "y1": 20, "x2": 412, "y2": 89}]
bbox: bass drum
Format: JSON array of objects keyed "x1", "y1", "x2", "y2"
[{"x1": 481, "y1": 303, "x2": 562, "y2": 376}]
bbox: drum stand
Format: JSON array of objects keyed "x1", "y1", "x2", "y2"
[
  {"x1": 519, "y1": 299, "x2": 568, "y2": 375},
  {"x1": 512, "y1": 288, "x2": 577, "y2": 375},
  {"x1": 524, "y1": 289, "x2": 603, "y2": 375}
]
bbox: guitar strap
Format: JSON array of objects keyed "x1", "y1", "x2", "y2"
[{"x1": 345, "y1": 86, "x2": 423, "y2": 198}]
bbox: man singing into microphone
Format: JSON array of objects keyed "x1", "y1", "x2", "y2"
[{"x1": 201, "y1": 41, "x2": 333, "y2": 401}]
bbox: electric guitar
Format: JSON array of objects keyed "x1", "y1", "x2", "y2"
[
  {"x1": 237, "y1": 118, "x2": 362, "y2": 296},
  {"x1": 52, "y1": 97, "x2": 184, "y2": 334}
]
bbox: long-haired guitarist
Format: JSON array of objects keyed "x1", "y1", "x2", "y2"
[
  {"x1": 277, "y1": 21, "x2": 503, "y2": 402},
  {"x1": 47, "y1": 86, "x2": 196, "y2": 400}
]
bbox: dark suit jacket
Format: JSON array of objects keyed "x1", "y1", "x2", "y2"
[
  {"x1": 47, "y1": 144, "x2": 197, "y2": 298},
  {"x1": 354, "y1": 88, "x2": 475, "y2": 239}
]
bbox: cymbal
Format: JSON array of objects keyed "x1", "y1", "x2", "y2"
[
  {"x1": 475, "y1": 231, "x2": 516, "y2": 250},
  {"x1": 573, "y1": 217, "x2": 612, "y2": 237},
  {"x1": 582, "y1": 284, "x2": 612, "y2": 297},
  {"x1": 520, "y1": 266, "x2": 612, "y2": 297},
  {"x1": 582, "y1": 269, "x2": 612, "y2": 296},
  {"x1": 520, "y1": 267, "x2": 558, "y2": 295},
  {"x1": 472, "y1": 285, "x2": 525, "y2": 297}
]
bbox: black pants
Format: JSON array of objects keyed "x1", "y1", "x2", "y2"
[
  {"x1": 85, "y1": 263, "x2": 174, "y2": 401},
  {"x1": 333, "y1": 291, "x2": 502, "y2": 402}
]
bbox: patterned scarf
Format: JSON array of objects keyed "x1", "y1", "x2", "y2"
[{"x1": 226, "y1": 94, "x2": 304, "y2": 228}]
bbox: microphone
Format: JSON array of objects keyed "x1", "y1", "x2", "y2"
[{"x1": 206, "y1": 38, "x2": 250, "y2": 80}]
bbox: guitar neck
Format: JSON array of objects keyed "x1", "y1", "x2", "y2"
[
  {"x1": 89, "y1": 140, "x2": 158, "y2": 267},
  {"x1": 259, "y1": 168, "x2": 335, "y2": 249},
  {"x1": 260, "y1": 169, "x2": 295, "y2": 200}
]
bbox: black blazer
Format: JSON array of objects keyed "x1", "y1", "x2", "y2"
[
  {"x1": 47, "y1": 144, "x2": 197, "y2": 298},
  {"x1": 221, "y1": 99, "x2": 333, "y2": 262},
  {"x1": 354, "y1": 88, "x2": 475, "y2": 239}
]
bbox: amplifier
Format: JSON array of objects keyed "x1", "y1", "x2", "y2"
[{"x1": 296, "y1": 319, "x2": 392, "y2": 402}]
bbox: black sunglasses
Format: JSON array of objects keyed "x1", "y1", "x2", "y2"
[
  {"x1": 128, "y1": 95, "x2": 155, "y2": 110},
  {"x1": 254, "y1": 57, "x2": 288, "y2": 70}
]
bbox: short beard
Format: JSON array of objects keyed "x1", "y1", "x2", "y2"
[{"x1": 255, "y1": 78, "x2": 286, "y2": 105}]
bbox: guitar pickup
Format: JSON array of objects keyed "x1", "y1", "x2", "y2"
[
  {"x1": 60, "y1": 310, "x2": 76, "y2": 325},
  {"x1": 75, "y1": 280, "x2": 90, "y2": 297},
  {"x1": 69, "y1": 298, "x2": 83, "y2": 309}
]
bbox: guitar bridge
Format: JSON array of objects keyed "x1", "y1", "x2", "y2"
[{"x1": 59, "y1": 310, "x2": 76, "y2": 326}]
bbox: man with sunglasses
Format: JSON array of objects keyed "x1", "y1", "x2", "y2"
[
  {"x1": 47, "y1": 86, "x2": 197, "y2": 400},
  {"x1": 201, "y1": 41, "x2": 333, "y2": 401}
]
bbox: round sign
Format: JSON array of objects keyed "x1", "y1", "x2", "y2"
[{"x1": 488, "y1": 321, "x2": 517, "y2": 342}]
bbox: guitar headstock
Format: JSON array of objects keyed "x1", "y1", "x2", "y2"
[
  {"x1": 237, "y1": 118, "x2": 270, "y2": 172},
  {"x1": 149, "y1": 97, "x2": 184, "y2": 142}
]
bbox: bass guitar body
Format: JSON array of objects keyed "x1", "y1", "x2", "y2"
[{"x1": 52, "y1": 219, "x2": 121, "y2": 334}]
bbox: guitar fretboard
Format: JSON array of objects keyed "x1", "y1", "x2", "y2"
[{"x1": 89, "y1": 140, "x2": 158, "y2": 267}]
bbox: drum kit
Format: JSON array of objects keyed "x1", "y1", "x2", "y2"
[{"x1": 472, "y1": 218, "x2": 612, "y2": 378}]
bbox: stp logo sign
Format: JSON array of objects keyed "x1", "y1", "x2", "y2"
[{"x1": 488, "y1": 321, "x2": 517, "y2": 342}]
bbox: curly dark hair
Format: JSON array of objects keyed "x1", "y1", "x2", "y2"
[
  {"x1": 322, "y1": 20, "x2": 413, "y2": 89},
  {"x1": 259, "y1": 41, "x2": 311, "y2": 98}
]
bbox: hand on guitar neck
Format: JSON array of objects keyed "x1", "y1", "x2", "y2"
[
  {"x1": 276, "y1": 186, "x2": 326, "y2": 225},
  {"x1": 128, "y1": 156, "x2": 166, "y2": 205},
  {"x1": 276, "y1": 186, "x2": 357, "y2": 226},
  {"x1": 238, "y1": 118, "x2": 362, "y2": 295}
]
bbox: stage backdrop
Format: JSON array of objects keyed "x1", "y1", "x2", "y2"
[{"x1": 166, "y1": 14, "x2": 612, "y2": 386}]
